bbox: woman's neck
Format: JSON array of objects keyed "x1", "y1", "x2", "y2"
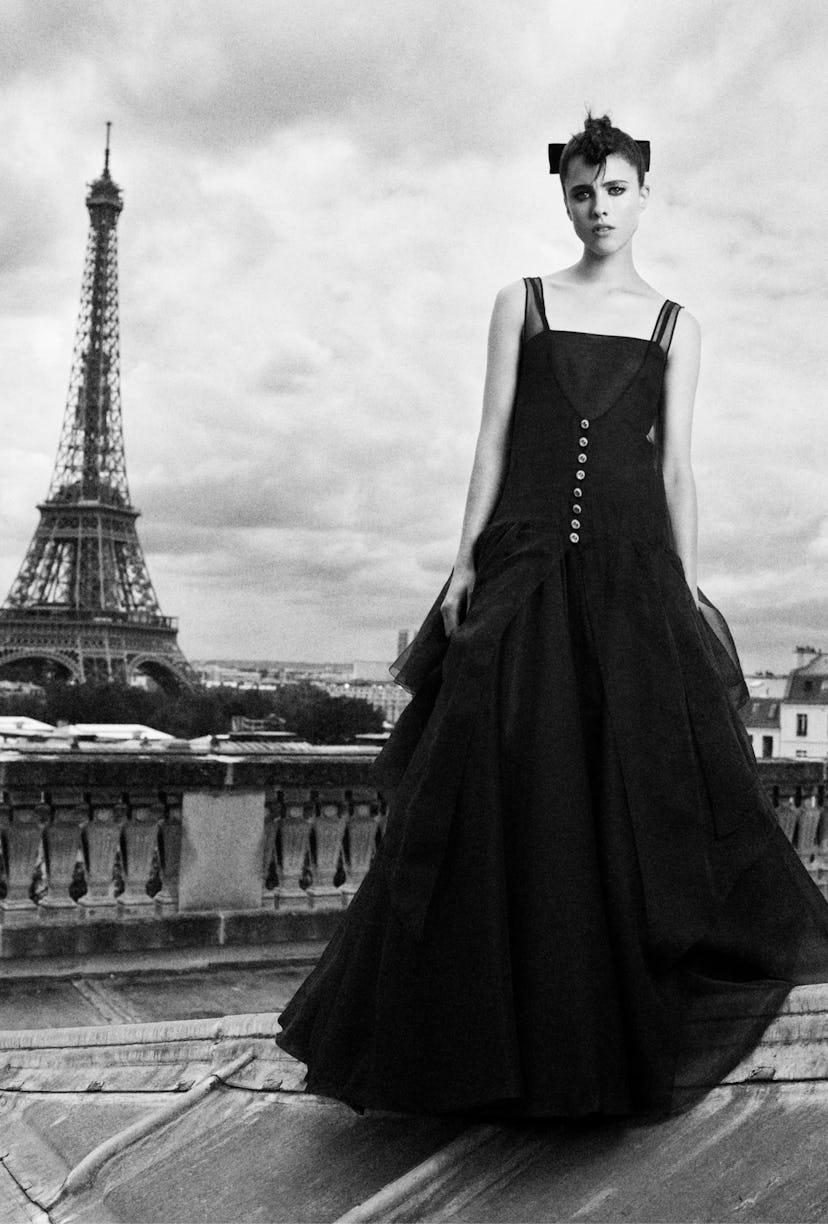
[{"x1": 570, "y1": 244, "x2": 643, "y2": 291}]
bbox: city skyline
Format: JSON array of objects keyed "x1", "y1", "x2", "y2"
[{"x1": 0, "y1": 2, "x2": 825, "y2": 672}]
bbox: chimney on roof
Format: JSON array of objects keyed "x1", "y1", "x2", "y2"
[{"x1": 794, "y1": 645, "x2": 820, "y2": 667}]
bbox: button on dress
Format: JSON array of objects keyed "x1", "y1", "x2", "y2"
[{"x1": 275, "y1": 276, "x2": 828, "y2": 1119}]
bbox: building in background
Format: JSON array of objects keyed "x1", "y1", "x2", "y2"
[
  {"x1": 780, "y1": 651, "x2": 828, "y2": 759},
  {"x1": 742, "y1": 698, "x2": 781, "y2": 759},
  {"x1": 193, "y1": 649, "x2": 412, "y2": 727},
  {"x1": 742, "y1": 647, "x2": 827, "y2": 760}
]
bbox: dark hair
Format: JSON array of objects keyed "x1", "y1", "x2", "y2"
[{"x1": 559, "y1": 112, "x2": 646, "y2": 188}]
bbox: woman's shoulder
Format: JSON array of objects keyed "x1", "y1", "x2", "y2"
[
  {"x1": 670, "y1": 305, "x2": 701, "y2": 343},
  {"x1": 493, "y1": 277, "x2": 529, "y2": 304},
  {"x1": 489, "y1": 278, "x2": 528, "y2": 329}
]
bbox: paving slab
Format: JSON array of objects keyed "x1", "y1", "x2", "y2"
[
  {"x1": 0, "y1": 978, "x2": 104, "y2": 1030},
  {"x1": 110, "y1": 964, "x2": 312, "y2": 1022},
  {"x1": 0, "y1": 946, "x2": 316, "y2": 1029}
]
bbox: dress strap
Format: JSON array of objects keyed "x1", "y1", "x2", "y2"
[
  {"x1": 650, "y1": 299, "x2": 683, "y2": 356},
  {"x1": 522, "y1": 276, "x2": 548, "y2": 342}
]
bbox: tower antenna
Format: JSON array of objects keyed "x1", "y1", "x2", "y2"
[{"x1": 104, "y1": 120, "x2": 112, "y2": 173}]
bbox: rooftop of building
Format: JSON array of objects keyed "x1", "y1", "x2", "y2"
[
  {"x1": 0, "y1": 944, "x2": 825, "y2": 1224},
  {"x1": 744, "y1": 672, "x2": 788, "y2": 700},
  {"x1": 742, "y1": 696, "x2": 781, "y2": 727},
  {"x1": 0, "y1": 744, "x2": 823, "y2": 1221},
  {"x1": 791, "y1": 651, "x2": 828, "y2": 677},
  {"x1": 0, "y1": 715, "x2": 55, "y2": 735},
  {"x1": 786, "y1": 654, "x2": 828, "y2": 704}
]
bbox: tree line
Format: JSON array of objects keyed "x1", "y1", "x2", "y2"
[{"x1": 0, "y1": 681, "x2": 385, "y2": 743}]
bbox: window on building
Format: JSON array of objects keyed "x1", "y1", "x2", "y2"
[
  {"x1": 795, "y1": 749, "x2": 808, "y2": 758},
  {"x1": 796, "y1": 713, "x2": 808, "y2": 737},
  {"x1": 761, "y1": 736, "x2": 773, "y2": 758}
]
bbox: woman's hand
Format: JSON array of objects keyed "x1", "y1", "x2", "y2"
[{"x1": 441, "y1": 561, "x2": 476, "y2": 636}]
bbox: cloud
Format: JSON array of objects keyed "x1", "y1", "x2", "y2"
[{"x1": 0, "y1": 0, "x2": 824, "y2": 668}]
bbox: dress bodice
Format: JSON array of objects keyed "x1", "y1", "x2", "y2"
[{"x1": 487, "y1": 277, "x2": 682, "y2": 550}]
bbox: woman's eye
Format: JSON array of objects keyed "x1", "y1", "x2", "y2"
[{"x1": 609, "y1": 186, "x2": 626, "y2": 195}]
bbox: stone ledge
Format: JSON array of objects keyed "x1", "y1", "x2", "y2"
[
  {"x1": 0, "y1": 751, "x2": 381, "y2": 790},
  {"x1": 0, "y1": 939, "x2": 327, "y2": 981},
  {"x1": 0, "y1": 907, "x2": 343, "y2": 960}
]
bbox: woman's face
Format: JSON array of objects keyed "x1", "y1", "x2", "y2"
[{"x1": 562, "y1": 153, "x2": 649, "y2": 255}]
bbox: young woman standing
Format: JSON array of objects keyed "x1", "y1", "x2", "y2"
[{"x1": 276, "y1": 113, "x2": 828, "y2": 1119}]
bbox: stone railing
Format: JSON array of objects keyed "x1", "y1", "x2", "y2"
[
  {"x1": 757, "y1": 758, "x2": 827, "y2": 895},
  {"x1": 0, "y1": 748, "x2": 385, "y2": 959},
  {"x1": 0, "y1": 749, "x2": 824, "y2": 960}
]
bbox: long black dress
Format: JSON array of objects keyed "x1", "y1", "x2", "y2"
[{"x1": 275, "y1": 277, "x2": 828, "y2": 1118}]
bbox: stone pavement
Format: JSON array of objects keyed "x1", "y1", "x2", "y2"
[{"x1": 0, "y1": 942, "x2": 318, "y2": 1030}]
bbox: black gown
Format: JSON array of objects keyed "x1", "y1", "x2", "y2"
[{"x1": 275, "y1": 277, "x2": 828, "y2": 1118}]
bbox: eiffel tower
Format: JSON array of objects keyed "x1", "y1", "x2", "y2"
[{"x1": 0, "y1": 127, "x2": 196, "y2": 691}]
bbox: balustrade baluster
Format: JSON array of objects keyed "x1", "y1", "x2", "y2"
[
  {"x1": 378, "y1": 791, "x2": 389, "y2": 840},
  {"x1": 119, "y1": 791, "x2": 163, "y2": 917},
  {"x1": 276, "y1": 789, "x2": 312, "y2": 911},
  {"x1": 776, "y1": 797, "x2": 800, "y2": 844},
  {"x1": 817, "y1": 805, "x2": 828, "y2": 855},
  {"x1": 796, "y1": 792, "x2": 822, "y2": 858},
  {"x1": 261, "y1": 795, "x2": 279, "y2": 909},
  {"x1": 307, "y1": 788, "x2": 348, "y2": 910},
  {"x1": 341, "y1": 788, "x2": 380, "y2": 903},
  {"x1": 0, "y1": 792, "x2": 47, "y2": 926},
  {"x1": 40, "y1": 790, "x2": 86, "y2": 921},
  {"x1": 154, "y1": 795, "x2": 183, "y2": 916},
  {"x1": 79, "y1": 789, "x2": 126, "y2": 919}
]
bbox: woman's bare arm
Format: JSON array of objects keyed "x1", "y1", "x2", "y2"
[
  {"x1": 661, "y1": 308, "x2": 701, "y2": 604},
  {"x1": 441, "y1": 280, "x2": 524, "y2": 634}
]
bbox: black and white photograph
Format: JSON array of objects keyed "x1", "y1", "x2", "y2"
[{"x1": 0, "y1": 2, "x2": 825, "y2": 1221}]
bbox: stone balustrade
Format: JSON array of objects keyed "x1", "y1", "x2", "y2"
[
  {"x1": 757, "y1": 758, "x2": 828, "y2": 896},
  {"x1": 0, "y1": 749, "x2": 823, "y2": 960}
]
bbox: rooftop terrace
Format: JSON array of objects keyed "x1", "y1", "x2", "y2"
[{"x1": 0, "y1": 745, "x2": 824, "y2": 1221}]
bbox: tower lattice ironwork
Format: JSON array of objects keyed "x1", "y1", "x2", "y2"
[{"x1": 0, "y1": 127, "x2": 196, "y2": 690}]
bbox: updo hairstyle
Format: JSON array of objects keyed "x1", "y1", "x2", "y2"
[{"x1": 558, "y1": 112, "x2": 647, "y2": 188}]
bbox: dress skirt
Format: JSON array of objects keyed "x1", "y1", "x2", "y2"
[{"x1": 275, "y1": 540, "x2": 828, "y2": 1118}]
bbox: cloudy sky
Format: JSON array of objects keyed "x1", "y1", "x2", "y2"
[{"x1": 0, "y1": 0, "x2": 824, "y2": 671}]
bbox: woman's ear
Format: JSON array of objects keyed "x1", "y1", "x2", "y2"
[{"x1": 639, "y1": 182, "x2": 650, "y2": 211}]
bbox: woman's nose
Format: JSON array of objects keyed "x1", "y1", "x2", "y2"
[{"x1": 591, "y1": 195, "x2": 608, "y2": 217}]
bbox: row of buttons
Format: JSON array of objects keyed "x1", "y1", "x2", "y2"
[{"x1": 570, "y1": 418, "x2": 590, "y2": 543}]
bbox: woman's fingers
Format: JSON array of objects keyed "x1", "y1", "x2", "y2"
[
  {"x1": 440, "y1": 576, "x2": 476, "y2": 636},
  {"x1": 440, "y1": 596, "x2": 458, "y2": 636}
]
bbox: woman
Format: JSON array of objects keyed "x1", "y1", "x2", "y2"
[{"x1": 276, "y1": 113, "x2": 828, "y2": 1119}]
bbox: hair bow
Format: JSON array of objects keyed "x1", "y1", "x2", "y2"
[{"x1": 548, "y1": 140, "x2": 650, "y2": 174}]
